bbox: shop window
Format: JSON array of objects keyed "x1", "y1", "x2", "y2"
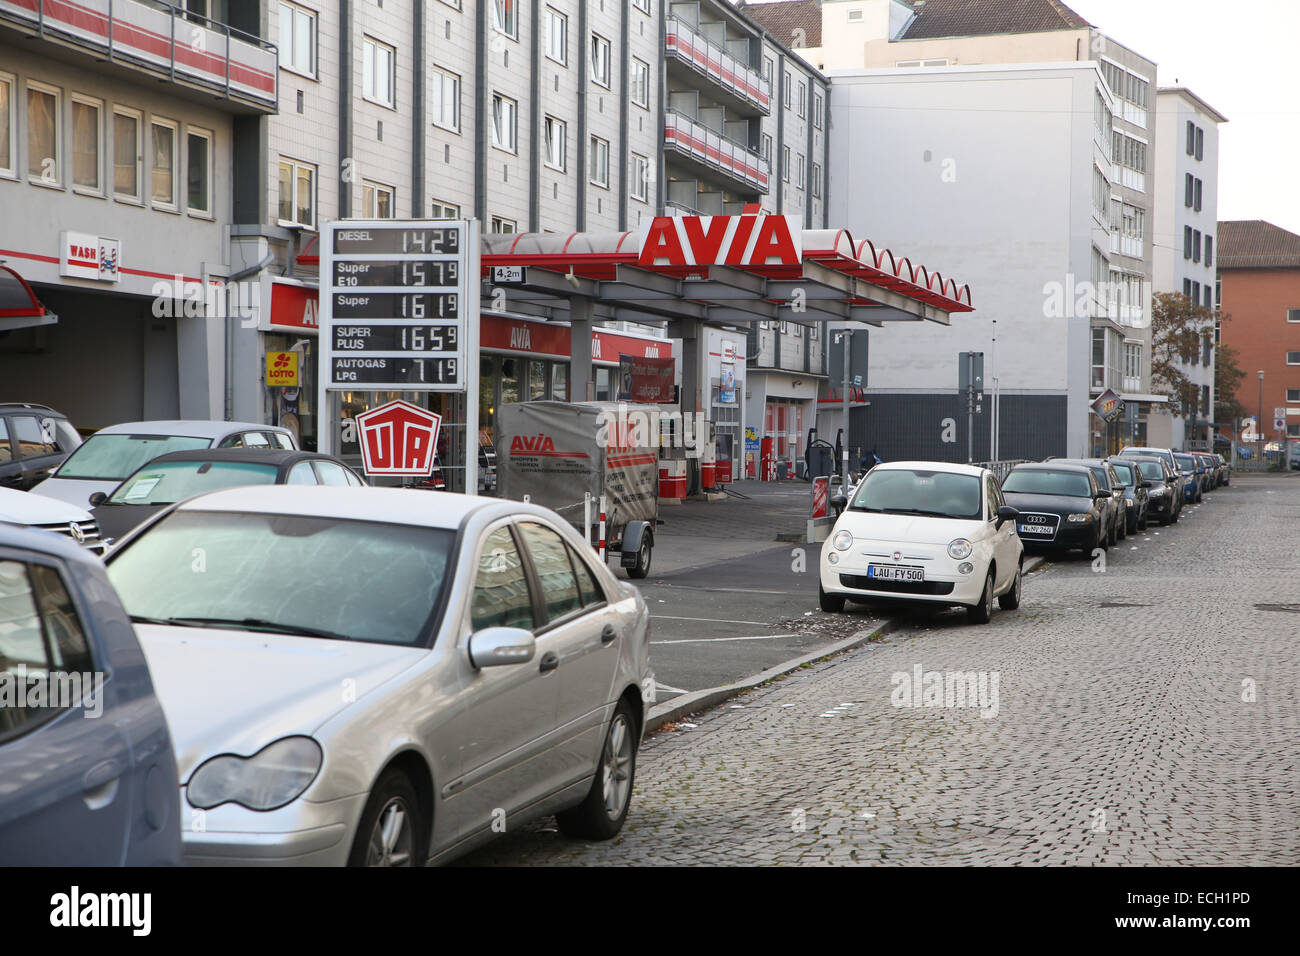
[
  {"x1": 551, "y1": 363, "x2": 569, "y2": 402},
  {"x1": 528, "y1": 360, "x2": 547, "y2": 401}
]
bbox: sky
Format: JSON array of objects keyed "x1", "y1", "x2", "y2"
[{"x1": 1020, "y1": 0, "x2": 1300, "y2": 235}]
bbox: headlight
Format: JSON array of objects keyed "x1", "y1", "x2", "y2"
[
  {"x1": 187, "y1": 736, "x2": 322, "y2": 811},
  {"x1": 947, "y1": 538, "x2": 972, "y2": 560},
  {"x1": 832, "y1": 530, "x2": 854, "y2": 551},
  {"x1": 1066, "y1": 513, "x2": 1092, "y2": 522},
  {"x1": 1149, "y1": 488, "x2": 1166, "y2": 497}
]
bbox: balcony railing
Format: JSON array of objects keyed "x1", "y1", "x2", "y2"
[
  {"x1": 665, "y1": 16, "x2": 770, "y2": 114},
  {"x1": 0, "y1": 0, "x2": 278, "y2": 112},
  {"x1": 664, "y1": 110, "x2": 769, "y2": 193}
]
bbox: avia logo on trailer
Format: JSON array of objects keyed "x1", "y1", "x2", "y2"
[
  {"x1": 637, "y1": 211, "x2": 802, "y2": 271},
  {"x1": 510, "y1": 434, "x2": 556, "y2": 454},
  {"x1": 356, "y1": 400, "x2": 442, "y2": 476}
]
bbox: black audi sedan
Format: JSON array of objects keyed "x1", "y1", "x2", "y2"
[
  {"x1": 91, "y1": 448, "x2": 365, "y2": 544},
  {"x1": 999, "y1": 463, "x2": 1111, "y2": 554}
]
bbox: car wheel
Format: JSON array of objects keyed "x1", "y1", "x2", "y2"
[
  {"x1": 556, "y1": 700, "x2": 638, "y2": 840},
  {"x1": 966, "y1": 569, "x2": 994, "y2": 624},
  {"x1": 348, "y1": 768, "x2": 426, "y2": 867},
  {"x1": 998, "y1": 561, "x2": 1022, "y2": 610},
  {"x1": 819, "y1": 582, "x2": 846, "y2": 613},
  {"x1": 626, "y1": 537, "x2": 651, "y2": 580}
]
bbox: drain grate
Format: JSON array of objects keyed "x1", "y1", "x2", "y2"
[{"x1": 1255, "y1": 603, "x2": 1300, "y2": 614}]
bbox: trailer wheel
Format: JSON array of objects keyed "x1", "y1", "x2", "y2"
[{"x1": 627, "y1": 536, "x2": 652, "y2": 579}]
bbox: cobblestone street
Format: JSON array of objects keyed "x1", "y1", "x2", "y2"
[{"x1": 464, "y1": 475, "x2": 1300, "y2": 865}]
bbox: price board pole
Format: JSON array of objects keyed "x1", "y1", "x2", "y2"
[{"x1": 318, "y1": 219, "x2": 479, "y2": 493}]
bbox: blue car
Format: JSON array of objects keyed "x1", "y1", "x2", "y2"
[
  {"x1": 1173, "y1": 453, "x2": 1205, "y2": 504},
  {"x1": 0, "y1": 523, "x2": 181, "y2": 865}
]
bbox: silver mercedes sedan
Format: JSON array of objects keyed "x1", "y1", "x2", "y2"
[{"x1": 102, "y1": 485, "x2": 653, "y2": 866}]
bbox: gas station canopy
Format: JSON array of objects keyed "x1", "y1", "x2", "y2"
[{"x1": 480, "y1": 212, "x2": 974, "y2": 329}]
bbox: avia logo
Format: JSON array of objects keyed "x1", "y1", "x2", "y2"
[
  {"x1": 637, "y1": 213, "x2": 803, "y2": 269},
  {"x1": 592, "y1": 337, "x2": 603, "y2": 359},
  {"x1": 355, "y1": 400, "x2": 441, "y2": 477},
  {"x1": 510, "y1": 434, "x2": 556, "y2": 454},
  {"x1": 301, "y1": 297, "x2": 319, "y2": 328},
  {"x1": 509, "y1": 326, "x2": 532, "y2": 349}
]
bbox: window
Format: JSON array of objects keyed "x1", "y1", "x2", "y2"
[
  {"x1": 0, "y1": 72, "x2": 12, "y2": 177},
  {"x1": 783, "y1": 71, "x2": 791, "y2": 107},
  {"x1": 277, "y1": 157, "x2": 315, "y2": 227},
  {"x1": 848, "y1": 8, "x2": 864, "y2": 21},
  {"x1": 543, "y1": 115, "x2": 566, "y2": 171},
  {"x1": 782, "y1": 145, "x2": 790, "y2": 182},
  {"x1": 812, "y1": 162, "x2": 822, "y2": 198},
  {"x1": 1194, "y1": 178, "x2": 1202, "y2": 212},
  {"x1": 278, "y1": 2, "x2": 316, "y2": 77},
  {"x1": 1205, "y1": 235, "x2": 1213, "y2": 268},
  {"x1": 519, "y1": 523, "x2": 583, "y2": 624},
  {"x1": 1186, "y1": 120, "x2": 1195, "y2": 155},
  {"x1": 630, "y1": 151, "x2": 649, "y2": 202},
  {"x1": 1289, "y1": 423, "x2": 1300, "y2": 438},
  {"x1": 1288, "y1": 309, "x2": 1300, "y2": 324},
  {"x1": 796, "y1": 152, "x2": 804, "y2": 188},
  {"x1": 566, "y1": 543, "x2": 606, "y2": 607},
  {"x1": 1288, "y1": 352, "x2": 1300, "y2": 366},
  {"x1": 1183, "y1": 278, "x2": 1192, "y2": 299},
  {"x1": 797, "y1": 80, "x2": 807, "y2": 117},
  {"x1": 112, "y1": 107, "x2": 141, "y2": 201},
  {"x1": 1195, "y1": 127, "x2": 1204, "y2": 161},
  {"x1": 492, "y1": 0, "x2": 518, "y2": 39},
  {"x1": 546, "y1": 8, "x2": 567, "y2": 64},
  {"x1": 361, "y1": 181, "x2": 395, "y2": 218},
  {"x1": 287, "y1": 461, "x2": 317, "y2": 485},
  {"x1": 1185, "y1": 172, "x2": 1193, "y2": 208},
  {"x1": 1287, "y1": 389, "x2": 1300, "y2": 404},
  {"x1": 1203, "y1": 286, "x2": 1212, "y2": 309},
  {"x1": 1193, "y1": 229, "x2": 1201, "y2": 263},
  {"x1": 471, "y1": 527, "x2": 533, "y2": 630},
  {"x1": 26, "y1": 82, "x2": 59, "y2": 185},
  {"x1": 491, "y1": 92, "x2": 517, "y2": 152},
  {"x1": 430, "y1": 67, "x2": 460, "y2": 132},
  {"x1": 363, "y1": 37, "x2": 395, "y2": 108},
  {"x1": 589, "y1": 135, "x2": 609, "y2": 187},
  {"x1": 761, "y1": 133, "x2": 772, "y2": 164},
  {"x1": 490, "y1": 216, "x2": 517, "y2": 234},
  {"x1": 762, "y1": 57, "x2": 773, "y2": 86},
  {"x1": 633, "y1": 0, "x2": 650, "y2": 12},
  {"x1": 430, "y1": 199, "x2": 460, "y2": 219},
  {"x1": 150, "y1": 119, "x2": 177, "y2": 207},
  {"x1": 186, "y1": 128, "x2": 211, "y2": 215},
  {"x1": 11, "y1": 416, "x2": 56, "y2": 457},
  {"x1": 631, "y1": 57, "x2": 650, "y2": 108},
  {"x1": 590, "y1": 34, "x2": 611, "y2": 87},
  {"x1": 814, "y1": 93, "x2": 823, "y2": 129},
  {"x1": 1124, "y1": 342, "x2": 1142, "y2": 380},
  {"x1": 1184, "y1": 225, "x2": 1193, "y2": 260},
  {"x1": 71, "y1": 95, "x2": 101, "y2": 193}
]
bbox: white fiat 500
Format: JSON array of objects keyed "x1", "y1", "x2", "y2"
[{"x1": 819, "y1": 461, "x2": 1024, "y2": 624}]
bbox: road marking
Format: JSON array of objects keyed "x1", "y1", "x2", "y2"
[
  {"x1": 653, "y1": 614, "x2": 777, "y2": 626},
  {"x1": 651, "y1": 633, "x2": 798, "y2": 645}
]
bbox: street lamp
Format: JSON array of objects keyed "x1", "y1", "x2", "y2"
[{"x1": 1258, "y1": 369, "x2": 1265, "y2": 466}]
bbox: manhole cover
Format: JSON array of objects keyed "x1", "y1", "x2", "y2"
[{"x1": 1255, "y1": 603, "x2": 1300, "y2": 614}]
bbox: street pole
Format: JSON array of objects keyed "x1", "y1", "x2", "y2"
[
  {"x1": 1258, "y1": 369, "x2": 1264, "y2": 467},
  {"x1": 989, "y1": 320, "x2": 996, "y2": 463},
  {"x1": 841, "y1": 330, "x2": 850, "y2": 492},
  {"x1": 966, "y1": 351, "x2": 974, "y2": 464}
]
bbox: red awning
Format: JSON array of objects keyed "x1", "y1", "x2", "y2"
[{"x1": 0, "y1": 265, "x2": 57, "y2": 329}]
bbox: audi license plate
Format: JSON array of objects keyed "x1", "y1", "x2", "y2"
[
  {"x1": 867, "y1": 564, "x2": 924, "y2": 582},
  {"x1": 1018, "y1": 522, "x2": 1055, "y2": 536}
]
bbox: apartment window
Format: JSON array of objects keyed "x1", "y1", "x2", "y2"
[
  {"x1": 278, "y1": 2, "x2": 316, "y2": 77},
  {"x1": 782, "y1": 145, "x2": 790, "y2": 182},
  {"x1": 0, "y1": 73, "x2": 12, "y2": 177},
  {"x1": 1193, "y1": 229, "x2": 1201, "y2": 263},
  {"x1": 1195, "y1": 127, "x2": 1204, "y2": 161},
  {"x1": 26, "y1": 82, "x2": 59, "y2": 184},
  {"x1": 591, "y1": 34, "x2": 611, "y2": 88},
  {"x1": 545, "y1": 8, "x2": 567, "y2": 64},
  {"x1": 430, "y1": 199, "x2": 460, "y2": 219},
  {"x1": 631, "y1": 58, "x2": 650, "y2": 109},
  {"x1": 1203, "y1": 285, "x2": 1212, "y2": 309},
  {"x1": 1186, "y1": 120, "x2": 1195, "y2": 155},
  {"x1": 1288, "y1": 309, "x2": 1300, "y2": 323},
  {"x1": 762, "y1": 57, "x2": 773, "y2": 86},
  {"x1": 1091, "y1": 327, "x2": 1107, "y2": 389},
  {"x1": 589, "y1": 135, "x2": 609, "y2": 188},
  {"x1": 783, "y1": 71, "x2": 791, "y2": 107},
  {"x1": 633, "y1": 0, "x2": 650, "y2": 11},
  {"x1": 812, "y1": 162, "x2": 821, "y2": 198},
  {"x1": 431, "y1": 67, "x2": 460, "y2": 132},
  {"x1": 71, "y1": 95, "x2": 102, "y2": 193},
  {"x1": 1184, "y1": 226, "x2": 1193, "y2": 260},
  {"x1": 759, "y1": 133, "x2": 772, "y2": 165},
  {"x1": 277, "y1": 157, "x2": 315, "y2": 227},
  {"x1": 797, "y1": 80, "x2": 807, "y2": 117},
  {"x1": 112, "y1": 107, "x2": 141, "y2": 201},
  {"x1": 186, "y1": 128, "x2": 211, "y2": 215},
  {"x1": 630, "y1": 151, "x2": 649, "y2": 202},
  {"x1": 1288, "y1": 352, "x2": 1300, "y2": 366},
  {"x1": 1124, "y1": 342, "x2": 1142, "y2": 381},
  {"x1": 1184, "y1": 173, "x2": 1193, "y2": 208},
  {"x1": 1194, "y1": 178, "x2": 1203, "y2": 212},
  {"x1": 1192, "y1": 281, "x2": 1201, "y2": 305},
  {"x1": 492, "y1": 0, "x2": 517, "y2": 39},
  {"x1": 1183, "y1": 278, "x2": 1192, "y2": 299},
  {"x1": 490, "y1": 216, "x2": 517, "y2": 234},
  {"x1": 543, "y1": 115, "x2": 566, "y2": 171},
  {"x1": 361, "y1": 181, "x2": 395, "y2": 218},
  {"x1": 491, "y1": 93, "x2": 517, "y2": 152},
  {"x1": 796, "y1": 152, "x2": 804, "y2": 188},
  {"x1": 363, "y1": 37, "x2": 395, "y2": 108},
  {"x1": 150, "y1": 119, "x2": 177, "y2": 207},
  {"x1": 814, "y1": 93, "x2": 823, "y2": 129},
  {"x1": 1287, "y1": 388, "x2": 1300, "y2": 404},
  {"x1": 1205, "y1": 235, "x2": 1213, "y2": 268}
]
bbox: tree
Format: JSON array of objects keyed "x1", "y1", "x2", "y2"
[
  {"x1": 1214, "y1": 336, "x2": 1246, "y2": 425},
  {"x1": 1150, "y1": 292, "x2": 1215, "y2": 424}
]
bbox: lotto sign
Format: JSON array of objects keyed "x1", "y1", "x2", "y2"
[
  {"x1": 355, "y1": 400, "x2": 442, "y2": 476},
  {"x1": 266, "y1": 351, "x2": 299, "y2": 386}
]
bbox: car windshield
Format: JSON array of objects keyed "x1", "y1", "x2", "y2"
[
  {"x1": 849, "y1": 468, "x2": 982, "y2": 520},
  {"x1": 1001, "y1": 469, "x2": 1092, "y2": 498},
  {"x1": 1174, "y1": 455, "x2": 1195, "y2": 470},
  {"x1": 55, "y1": 433, "x2": 212, "y2": 480},
  {"x1": 107, "y1": 460, "x2": 280, "y2": 506},
  {"x1": 106, "y1": 510, "x2": 455, "y2": 646},
  {"x1": 1136, "y1": 461, "x2": 1164, "y2": 480},
  {"x1": 1111, "y1": 463, "x2": 1135, "y2": 485}
]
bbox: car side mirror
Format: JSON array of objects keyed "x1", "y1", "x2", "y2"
[
  {"x1": 468, "y1": 627, "x2": 536, "y2": 669},
  {"x1": 1094, "y1": 491, "x2": 1110, "y2": 501},
  {"x1": 996, "y1": 505, "x2": 1018, "y2": 528},
  {"x1": 88, "y1": 491, "x2": 107, "y2": 507}
]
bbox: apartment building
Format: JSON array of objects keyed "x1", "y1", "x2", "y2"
[
  {"x1": 1216, "y1": 221, "x2": 1300, "y2": 446},
  {"x1": 0, "y1": 0, "x2": 276, "y2": 427},
  {"x1": 1150, "y1": 87, "x2": 1226, "y2": 451}
]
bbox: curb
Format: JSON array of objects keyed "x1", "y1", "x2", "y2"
[{"x1": 642, "y1": 553, "x2": 1047, "y2": 735}]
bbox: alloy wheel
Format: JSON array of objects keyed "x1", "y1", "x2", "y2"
[
  {"x1": 366, "y1": 797, "x2": 414, "y2": 867},
  {"x1": 601, "y1": 715, "x2": 634, "y2": 820}
]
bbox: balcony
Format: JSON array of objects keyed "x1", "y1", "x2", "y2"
[
  {"x1": 664, "y1": 110, "x2": 769, "y2": 194},
  {"x1": 0, "y1": 0, "x2": 278, "y2": 113},
  {"x1": 665, "y1": 15, "x2": 769, "y2": 116}
]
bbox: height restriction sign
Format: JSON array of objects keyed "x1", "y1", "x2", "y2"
[{"x1": 320, "y1": 220, "x2": 476, "y2": 390}]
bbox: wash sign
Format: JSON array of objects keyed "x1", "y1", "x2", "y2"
[{"x1": 60, "y1": 231, "x2": 120, "y2": 282}]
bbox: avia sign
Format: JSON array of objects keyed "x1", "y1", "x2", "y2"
[
  {"x1": 637, "y1": 214, "x2": 802, "y2": 269},
  {"x1": 355, "y1": 399, "x2": 442, "y2": 476}
]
